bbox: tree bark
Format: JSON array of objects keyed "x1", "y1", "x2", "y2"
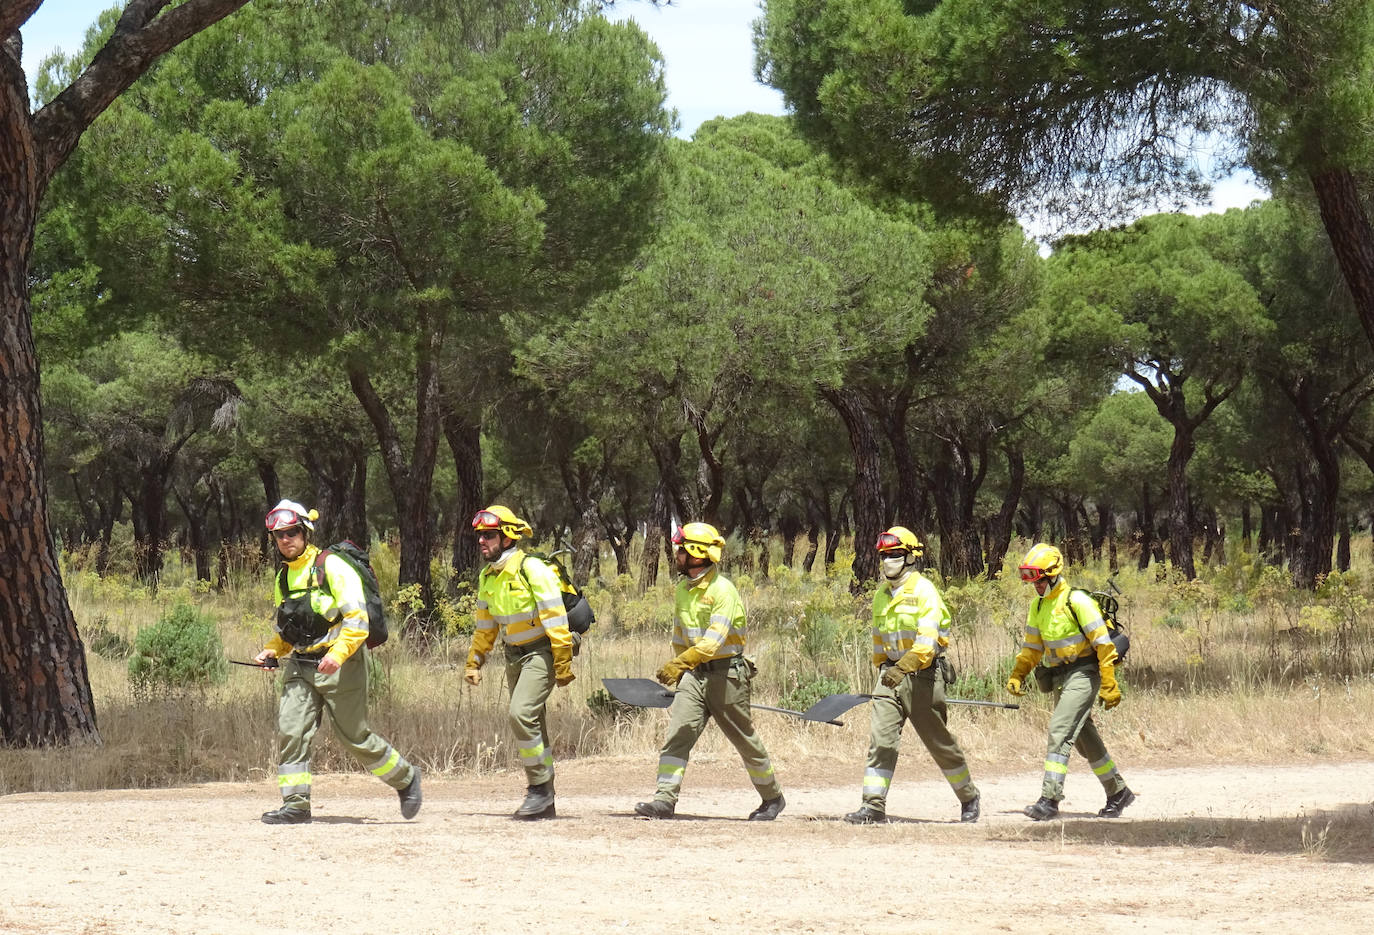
[
  {"x1": 442, "y1": 408, "x2": 483, "y2": 588},
  {"x1": 819, "y1": 387, "x2": 883, "y2": 589},
  {"x1": 1310, "y1": 167, "x2": 1374, "y2": 357},
  {"x1": 982, "y1": 446, "x2": 1024, "y2": 580},
  {"x1": 348, "y1": 345, "x2": 442, "y2": 629}
]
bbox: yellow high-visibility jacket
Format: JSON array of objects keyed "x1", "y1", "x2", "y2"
[
  {"x1": 870, "y1": 572, "x2": 950, "y2": 670},
  {"x1": 671, "y1": 566, "x2": 747, "y2": 665},
  {"x1": 1012, "y1": 582, "x2": 1117, "y2": 674},
  {"x1": 266, "y1": 544, "x2": 369, "y2": 667},
  {"x1": 468, "y1": 549, "x2": 573, "y2": 680}
]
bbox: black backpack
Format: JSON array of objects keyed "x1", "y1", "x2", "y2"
[
  {"x1": 309, "y1": 541, "x2": 389, "y2": 649},
  {"x1": 517, "y1": 551, "x2": 594, "y2": 635}
]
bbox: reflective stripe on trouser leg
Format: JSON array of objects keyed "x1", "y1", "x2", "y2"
[
  {"x1": 1040, "y1": 665, "x2": 1099, "y2": 801},
  {"x1": 505, "y1": 647, "x2": 556, "y2": 786},
  {"x1": 1075, "y1": 718, "x2": 1127, "y2": 795},
  {"x1": 904, "y1": 671, "x2": 979, "y2": 804},
  {"x1": 277, "y1": 761, "x2": 311, "y2": 802},
  {"x1": 704, "y1": 664, "x2": 782, "y2": 800},
  {"x1": 319, "y1": 650, "x2": 415, "y2": 791},
  {"x1": 276, "y1": 659, "x2": 327, "y2": 809},
  {"x1": 656, "y1": 755, "x2": 689, "y2": 792},
  {"x1": 653, "y1": 672, "x2": 712, "y2": 805},
  {"x1": 860, "y1": 685, "x2": 905, "y2": 810}
]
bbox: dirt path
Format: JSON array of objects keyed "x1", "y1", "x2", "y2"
[{"x1": 2, "y1": 758, "x2": 1371, "y2": 935}]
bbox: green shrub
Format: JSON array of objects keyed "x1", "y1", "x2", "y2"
[
  {"x1": 128, "y1": 603, "x2": 227, "y2": 697},
  {"x1": 85, "y1": 615, "x2": 132, "y2": 660},
  {"x1": 780, "y1": 673, "x2": 850, "y2": 712},
  {"x1": 586, "y1": 687, "x2": 644, "y2": 722}
]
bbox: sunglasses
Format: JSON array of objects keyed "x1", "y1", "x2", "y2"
[
  {"x1": 272, "y1": 527, "x2": 303, "y2": 541},
  {"x1": 475, "y1": 529, "x2": 500, "y2": 541}
]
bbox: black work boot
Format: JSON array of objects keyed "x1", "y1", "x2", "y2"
[
  {"x1": 515, "y1": 781, "x2": 555, "y2": 820},
  {"x1": 1023, "y1": 797, "x2": 1060, "y2": 821},
  {"x1": 748, "y1": 794, "x2": 786, "y2": 821},
  {"x1": 634, "y1": 799, "x2": 676, "y2": 819},
  {"x1": 843, "y1": 805, "x2": 887, "y2": 825},
  {"x1": 261, "y1": 805, "x2": 312, "y2": 825},
  {"x1": 398, "y1": 767, "x2": 422, "y2": 820},
  {"x1": 1098, "y1": 787, "x2": 1136, "y2": 818},
  {"x1": 959, "y1": 795, "x2": 981, "y2": 823}
]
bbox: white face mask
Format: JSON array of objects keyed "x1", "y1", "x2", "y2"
[{"x1": 881, "y1": 554, "x2": 910, "y2": 580}]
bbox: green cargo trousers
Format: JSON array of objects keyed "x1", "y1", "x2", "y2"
[
  {"x1": 504, "y1": 642, "x2": 556, "y2": 786},
  {"x1": 651, "y1": 658, "x2": 782, "y2": 805},
  {"x1": 275, "y1": 650, "x2": 414, "y2": 809},
  {"x1": 861, "y1": 666, "x2": 978, "y2": 812},
  {"x1": 1041, "y1": 664, "x2": 1127, "y2": 801}
]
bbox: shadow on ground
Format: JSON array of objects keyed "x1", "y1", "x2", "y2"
[{"x1": 990, "y1": 801, "x2": 1374, "y2": 863}]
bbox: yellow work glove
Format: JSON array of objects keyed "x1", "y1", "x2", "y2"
[
  {"x1": 555, "y1": 670, "x2": 576, "y2": 688},
  {"x1": 656, "y1": 658, "x2": 689, "y2": 687},
  {"x1": 463, "y1": 666, "x2": 481, "y2": 687},
  {"x1": 1098, "y1": 667, "x2": 1121, "y2": 709},
  {"x1": 879, "y1": 665, "x2": 905, "y2": 688},
  {"x1": 1006, "y1": 650, "x2": 1035, "y2": 696}
]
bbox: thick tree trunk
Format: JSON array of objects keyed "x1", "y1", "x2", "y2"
[
  {"x1": 442, "y1": 408, "x2": 483, "y2": 587},
  {"x1": 1336, "y1": 511, "x2": 1351, "y2": 573},
  {"x1": 0, "y1": 0, "x2": 254, "y2": 747},
  {"x1": 0, "y1": 101, "x2": 99, "y2": 745},
  {"x1": 820, "y1": 387, "x2": 883, "y2": 589},
  {"x1": 982, "y1": 447, "x2": 1024, "y2": 580},
  {"x1": 1310, "y1": 167, "x2": 1374, "y2": 356},
  {"x1": 1165, "y1": 423, "x2": 1197, "y2": 579},
  {"x1": 173, "y1": 486, "x2": 212, "y2": 582},
  {"x1": 558, "y1": 456, "x2": 604, "y2": 588},
  {"x1": 638, "y1": 479, "x2": 671, "y2": 593},
  {"x1": 1136, "y1": 483, "x2": 1154, "y2": 572},
  {"x1": 349, "y1": 339, "x2": 442, "y2": 629}
]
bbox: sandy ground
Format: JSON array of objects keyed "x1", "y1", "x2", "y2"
[{"x1": 1, "y1": 757, "x2": 1371, "y2": 935}]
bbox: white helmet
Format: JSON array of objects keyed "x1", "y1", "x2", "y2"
[{"x1": 264, "y1": 499, "x2": 317, "y2": 532}]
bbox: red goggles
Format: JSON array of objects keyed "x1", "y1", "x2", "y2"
[
  {"x1": 875, "y1": 532, "x2": 906, "y2": 552},
  {"x1": 265, "y1": 508, "x2": 301, "y2": 531},
  {"x1": 471, "y1": 510, "x2": 502, "y2": 530},
  {"x1": 1018, "y1": 565, "x2": 1047, "y2": 583},
  {"x1": 671, "y1": 526, "x2": 686, "y2": 545}
]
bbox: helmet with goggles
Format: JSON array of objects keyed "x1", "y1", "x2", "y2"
[
  {"x1": 264, "y1": 499, "x2": 317, "y2": 533},
  {"x1": 471, "y1": 504, "x2": 532, "y2": 541},
  {"x1": 672, "y1": 521, "x2": 725, "y2": 564},
  {"x1": 1018, "y1": 543, "x2": 1063, "y2": 582},
  {"x1": 875, "y1": 526, "x2": 922, "y2": 555}
]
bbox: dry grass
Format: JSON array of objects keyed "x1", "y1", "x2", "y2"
[{"x1": 2, "y1": 537, "x2": 1372, "y2": 795}]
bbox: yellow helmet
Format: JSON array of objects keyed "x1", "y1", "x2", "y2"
[
  {"x1": 876, "y1": 526, "x2": 923, "y2": 555},
  {"x1": 471, "y1": 504, "x2": 532, "y2": 541},
  {"x1": 673, "y1": 521, "x2": 725, "y2": 563},
  {"x1": 1019, "y1": 543, "x2": 1063, "y2": 582}
]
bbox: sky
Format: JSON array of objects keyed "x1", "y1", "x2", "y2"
[{"x1": 20, "y1": 0, "x2": 1262, "y2": 216}]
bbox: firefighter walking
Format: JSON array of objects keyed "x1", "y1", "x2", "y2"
[
  {"x1": 465, "y1": 505, "x2": 576, "y2": 820},
  {"x1": 634, "y1": 523, "x2": 785, "y2": 820},
  {"x1": 253, "y1": 500, "x2": 421, "y2": 824},
  {"x1": 1006, "y1": 543, "x2": 1135, "y2": 820},
  {"x1": 844, "y1": 527, "x2": 980, "y2": 824}
]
